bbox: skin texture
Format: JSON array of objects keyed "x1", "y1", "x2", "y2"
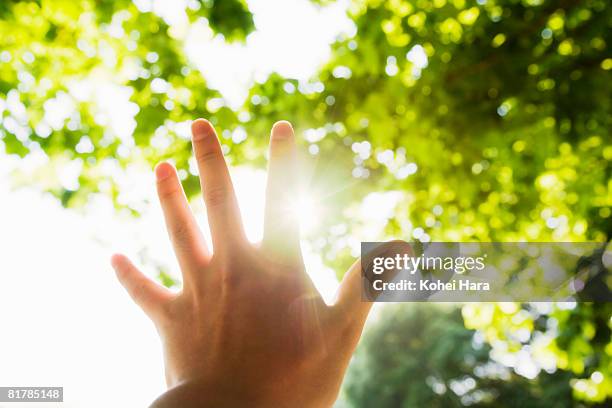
[{"x1": 111, "y1": 119, "x2": 374, "y2": 407}]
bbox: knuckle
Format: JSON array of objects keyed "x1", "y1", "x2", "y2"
[
  {"x1": 195, "y1": 146, "x2": 221, "y2": 164},
  {"x1": 157, "y1": 182, "x2": 180, "y2": 199},
  {"x1": 222, "y1": 268, "x2": 242, "y2": 288},
  {"x1": 204, "y1": 185, "x2": 229, "y2": 208},
  {"x1": 335, "y1": 317, "x2": 362, "y2": 347},
  {"x1": 130, "y1": 281, "x2": 150, "y2": 304},
  {"x1": 156, "y1": 297, "x2": 182, "y2": 327},
  {"x1": 170, "y1": 222, "x2": 194, "y2": 245}
]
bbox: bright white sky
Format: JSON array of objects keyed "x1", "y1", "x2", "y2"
[{"x1": 0, "y1": 1, "x2": 358, "y2": 407}]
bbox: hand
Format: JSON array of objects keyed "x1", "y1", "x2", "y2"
[{"x1": 111, "y1": 120, "x2": 372, "y2": 407}]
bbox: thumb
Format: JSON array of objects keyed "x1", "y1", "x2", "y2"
[{"x1": 332, "y1": 241, "x2": 412, "y2": 327}]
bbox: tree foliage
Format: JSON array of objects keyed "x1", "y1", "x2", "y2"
[
  {"x1": 343, "y1": 304, "x2": 576, "y2": 407},
  {"x1": 0, "y1": 0, "x2": 252, "y2": 207},
  {"x1": 0, "y1": 0, "x2": 610, "y2": 404},
  {"x1": 246, "y1": 1, "x2": 611, "y2": 402}
]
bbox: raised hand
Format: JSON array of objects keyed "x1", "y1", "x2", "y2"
[{"x1": 111, "y1": 119, "x2": 371, "y2": 407}]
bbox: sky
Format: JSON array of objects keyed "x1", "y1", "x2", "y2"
[{"x1": 0, "y1": 1, "x2": 355, "y2": 407}]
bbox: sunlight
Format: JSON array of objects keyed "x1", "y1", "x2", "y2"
[
  {"x1": 0, "y1": 4, "x2": 348, "y2": 395},
  {"x1": 292, "y1": 194, "x2": 321, "y2": 234}
]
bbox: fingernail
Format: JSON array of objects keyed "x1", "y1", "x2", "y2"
[
  {"x1": 155, "y1": 162, "x2": 173, "y2": 181},
  {"x1": 192, "y1": 119, "x2": 212, "y2": 141},
  {"x1": 110, "y1": 254, "x2": 123, "y2": 269},
  {"x1": 271, "y1": 120, "x2": 293, "y2": 140}
]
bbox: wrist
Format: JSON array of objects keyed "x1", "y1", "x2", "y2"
[
  {"x1": 150, "y1": 379, "x2": 333, "y2": 408},
  {"x1": 150, "y1": 381, "x2": 239, "y2": 408},
  {"x1": 149, "y1": 381, "x2": 287, "y2": 408}
]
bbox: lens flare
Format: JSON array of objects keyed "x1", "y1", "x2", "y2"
[{"x1": 287, "y1": 194, "x2": 320, "y2": 234}]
